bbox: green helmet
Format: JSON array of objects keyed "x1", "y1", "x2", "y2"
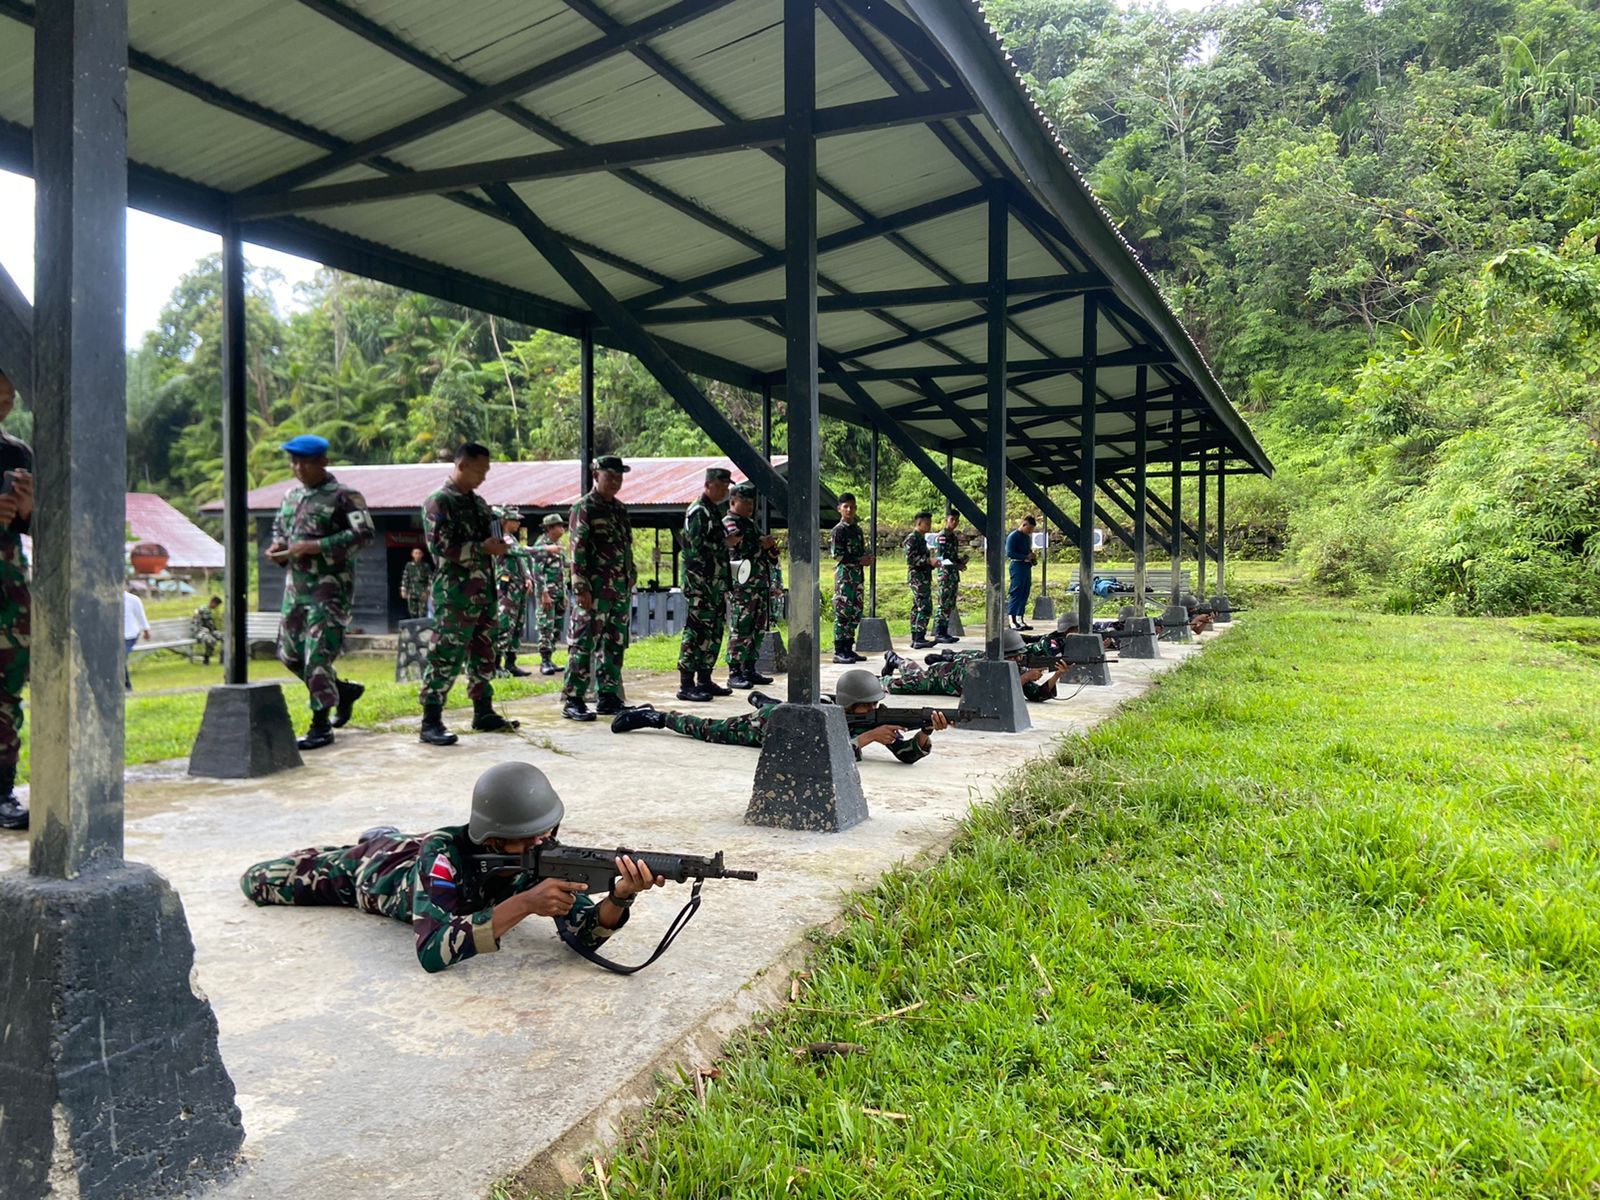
[
  {"x1": 834, "y1": 668, "x2": 888, "y2": 707},
  {"x1": 468, "y1": 762, "x2": 564, "y2": 842},
  {"x1": 1002, "y1": 629, "x2": 1026, "y2": 655}
]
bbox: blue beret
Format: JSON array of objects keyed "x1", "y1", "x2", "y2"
[{"x1": 281, "y1": 434, "x2": 329, "y2": 457}]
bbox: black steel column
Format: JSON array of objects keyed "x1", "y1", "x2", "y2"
[
  {"x1": 579, "y1": 326, "x2": 595, "y2": 493},
  {"x1": 1132, "y1": 366, "x2": 1149, "y2": 601},
  {"x1": 1215, "y1": 451, "x2": 1227, "y2": 595},
  {"x1": 221, "y1": 225, "x2": 249, "y2": 684},
  {"x1": 1040, "y1": 487, "x2": 1049, "y2": 594},
  {"x1": 983, "y1": 190, "x2": 1007, "y2": 661},
  {"x1": 1077, "y1": 295, "x2": 1098, "y2": 634},
  {"x1": 867, "y1": 427, "x2": 878, "y2": 616},
  {"x1": 1169, "y1": 411, "x2": 1184, "y2": 599},
  {"x1": 1196, "y1": 442, "x2": 1208, "y2": 590},
  {"x1": 782, "y1": 0, "x2": 820, "y2": 705},
  {"x1": 759, "y1": 382, "x2": 772, "y2": 534},
  {"x1": 29, "y1": 0, "x2": 129, "y2": 879}
]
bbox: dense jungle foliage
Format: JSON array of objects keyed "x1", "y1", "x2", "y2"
[{"x1": 120, "y1": 0, "x2": 1600, "y2": 615}]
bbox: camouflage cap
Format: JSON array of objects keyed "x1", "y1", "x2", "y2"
[
  {"x1": 705, "y1": 466, "x2": 733, "y2": 483},
  {"x1": 494, "y1": 505, "x2": 524, "y2": 522},
  {"x1": 593, "y1": 454, "x2": 630, "y2": 474},
  {"x1": 729, "y1": 480, "x2": 758, "y2": 500},
  {"x1": 541, "y1": 513, "x2": 566, "y2": 529}
]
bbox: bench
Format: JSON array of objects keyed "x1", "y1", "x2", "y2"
[
  {"x1": 246, "y1": 611, "x2": 283, "y2": 654},
  {"x1": 129, "y1": 617, "x2": 199, "y2": 662}
]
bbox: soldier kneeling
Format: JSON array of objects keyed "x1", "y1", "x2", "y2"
[
  {"x1": 239, "y1": 762, "x2": 665, "y2": 973},
  {"x1": 609, "y1": 668, "x2": 946, "y2": 764}
]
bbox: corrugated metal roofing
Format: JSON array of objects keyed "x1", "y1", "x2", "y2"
[{"x1": 0, "y1": 0, "x2": 1271, "y2": 489}]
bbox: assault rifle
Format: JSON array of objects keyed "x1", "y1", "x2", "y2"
[
  {"x1": 841, "y1": 703, "x2": 982, "y2": 734},
  {"x1": 473, "y1": 841, "x2": 757, "y2": 975}
]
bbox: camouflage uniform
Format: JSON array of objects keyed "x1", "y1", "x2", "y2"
[
  {"x1": 400, "y1": 558, "x2": 434, "y2": 619},
  {"x1": 677, "y1": 494, "x2": 730, "y2": 674},
  {"x1": 493, "y1": 538, "x2": 535, "y2": 662},
  {"x1": 886, "y1": 652, "x2": 1056, "y2": 702},
  {"x1": 239, "y1": 824, "x2": 625, "y2": 974},
  {"x1": 935, "y1": 528, "x2": 966, "y2": 629},
  {"x1": 191, "y1": 604, "x2": 221, "y2": 665},
  {"x1": 0, "y1": 431, "x2": 32, "y2": 775},
  {"x1": 529, "y1": 533, "x2": 568, "y2": 655},
  {"x1": 420, "y1": 482, "x2": 498, "y2": 707},
  {"x1": 563, "y1": 489, "x2": 635, "y2": 705},
  {"x1": 830, "y1": 519, "x2": 868, "y2": 644},
  {"x1": 723, "y1": 509, "x2": 772, "y2": 679},
  {"x1": 904, "y1": 530, "x2": 934, "y2": 637},
  {"x1": 273, "y1": 475, "x2": 374, "y2": 712},
  {"x1": 654, "y1": 702, "x2": 930, "y2": 763}
]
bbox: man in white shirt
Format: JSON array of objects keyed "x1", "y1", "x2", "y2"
[{"x1": 123, "y1": 586, "x2": 150, "y2": 691}]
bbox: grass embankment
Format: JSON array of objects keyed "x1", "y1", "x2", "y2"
[{"x1": 550, "y1": 611, "x2": 1600, "y2": 1198}]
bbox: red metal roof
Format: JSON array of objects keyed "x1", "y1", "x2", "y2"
[
  {"x1": 201, "y1": 456, "x2": 791, "y2": 517},
  {"x1": 125, "y1": 493, "x2": 225, "y2": 569}
]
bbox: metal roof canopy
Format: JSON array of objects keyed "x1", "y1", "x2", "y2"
[{"x1": 0, "y1": 0, "x2": 1270, "y2": 494}]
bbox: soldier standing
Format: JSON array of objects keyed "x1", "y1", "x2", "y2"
[
  {"x1": 530, "y1": 513, "x2": 568, "y2": 676},
  {"x1": 904, "y1": 510, "x2": 936, "y2": 649},
  {"x1": 934, "y1": 509, "x2": 966, "y2": 644},
  {"x1": 723, "y1": 481, "x2": 776, "y2": 690},
  {"x1": 0, "y1": 368, "x2": 33, "y2": 831},
  {"x1": 676, "y1": 466, "x2": 734, "y2": 702},
  {"x1": 418, "y1": 442, "x2": 518, "y2": 746},
  {"x1": 829, "y1": 492, "x2": 873, "y2": 664},
  {"x1": 492, "y1": 506, "x2": 535, "y2": 678},
  {"x1": 191, "y1": 595, "x2": 223, "y2": 665},
  {"x1": 562, "y1": 454, "x2": 635, "y2": 722},
  {"x1": 400, "y1": 547, "x2": 433, "y2": 619},
  {"x1": 267, "y1": 434, "x2": 375, "y2": 751}
]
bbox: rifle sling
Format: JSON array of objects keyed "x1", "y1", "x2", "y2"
[{"x1": 556, "y1": 879, "x2": 704, "y2": 975}]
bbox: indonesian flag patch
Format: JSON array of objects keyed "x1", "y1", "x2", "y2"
[{"x1": 428, "y1": 856, "x2": 456, "y2": 888}]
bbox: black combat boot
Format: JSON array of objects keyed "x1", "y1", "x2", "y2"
[
  {"x1": 746, "y1": 665, "x2": 774, "y2": 686},
  {"x1": 909, "y1": 628, "x2": 936, "y2": 650},
  {"x1": 0, "y1": 763, "x2": 27, "y2": 831},
  {"x1": 698, "y1": 669, "x2": 732, "y2": 697},
  {"x1": 503, "y1": 653, "x2": 532, "y2": 678},
  {"x1": 832, "y1": 639, "x2": 857, "y2": 665},
  {"x1": 419, "y1": 703, "x2": 459, "y2": 746},
  {"x1": 331, "y1": 679, "x2": 366, "y2": 728},
  {"x1": 748, "y1": 690, "x2": 782, "y2": 709},
  {"x1": 934, "y1": 622, "x2": 958, "y2": 644},
  {"x1": 610, "y1": 705, "x2": 666, "y2": 734},
  {"x1": 562, "y1": 697, "x2": 597, "y2": 722},
  {"x1": 539, "y1": 650, "x2": 558, "y2": 676},
  {"x1": 298, "y1": 708, "x2": 335, "y2": 751},
  {"x1": 924, "y1": 650, "x2": 956, "y2": 665},
  {"x1": 595, "y1": 693, "x2": 625, "y2": 716},
  {"x1": 882, "y1": 649, "x2": 906, "y2": 677},
  {"x1": 727, "y1": 669, "x2": 752, "y2": 690},
  {"x1": 472, "y1": 694, "x2": 519, "y2": 732},
  {"x1": 677, "y1": 670, "x2": 712, "y2": 702}
]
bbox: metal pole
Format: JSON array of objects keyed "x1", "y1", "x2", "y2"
[
  {"x1": 1216, "y1": 451, "x2": 1227, "y2": 595},
  {"x1": 1132, "y1": 366, "x2": 1148, "y2": 602},
  {"x1": 782, "y1": 0, "x2": 820, "y2": 705},
  {"x1": 1040, "y1": 487, "x2": 1048, "y2": 595},
  {"x1": 868, "y1": 426, "x2": 878, "y2": 617},
  {"x1": 30, "y1": 0, "x2": 129, "y2": 876},
  {"x1": 221, "y1": 225, "x2": 249, "y2": 684},
  {"x1": 984, "y1": 187, "x2": 1007, "y2": 661},
  {"x1": 759, "y1": 382, "x2": 772, "y2": 535},
  {"x1": 1196, "y1": 441, "x2": 1208, "y2": 590},
  {"x1": 1077, "y1": 294, "x2": 1098, "y2": 634},
  {"x1": 1169, "y1": 411, "x2": 1183, "y2": 600},
  {"x1": 578, "y1": 326, "x2": 594, "y2": 495}
]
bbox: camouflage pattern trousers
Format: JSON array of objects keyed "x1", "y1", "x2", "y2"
[
  {"x1": 278, "y1": 598, "x2": 349, "y2": 712},
  {"x1": 663, "y1": 705, "x2": 775, "y2": 748},
  {"x1": 884, "y1": 657, "x2": 965, "y2": 697},
  {"x1": 833, "y1": 564, "x2": 864, "y2": 643},
  {"x1": 937, "y1": 568, "x2": 961, "y2": 626},
  {"x1": 725, "y1": 583, "x2": 768, "y2": 675},
  {"x1": 676, "y1": 575, "x2": 727, "y2": 673},
  {"x1": 407, "y1": 595, "x2": 428, "y2": 619},
  {"x1": 563, "y1": 594, "x2": 629, "y2": 703},
  {"x1": 0, "y1": 543, "x2": 28, "y2": 769},
  {"x1": 240, "y1": 832, "x2": 419, "y2": 915},
  {"x1": 493, "y1": 580, "x2": 528, "y2": 660},
  {"x1": 536, "y1": 595, "x2": 566, "y2": 655},
  {"x1": 421, "y1": 597, "x2": 497, "y2": 707},
  {"x1": 908, "y1": 569, "x2": 933, "y2": 634}
]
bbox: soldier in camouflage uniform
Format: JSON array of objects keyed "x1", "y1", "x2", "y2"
[
  {"x1": 400, "y1": 547, "x2": 434, "y2": 619},
  {"x1": 675, "y1": 466, "x2": 733, "y2": 702},
  {"x1": 0, "y1": 369, "x2": 32, "y2": 831},
  {"x1": 240, "y1": 762, "x2": 665, "y2": 974},
  {"x1": 530, "y1": 513, "x2": 568, "y2": 676},
  {"x1": 191, "y1": 596, "x2": 223, "y2": 665},
  {"x1": 829, "y1": 492, "x2": 873, "y2": 664},
  {"x1": 268, "y1": 434, "x2": 376, "y2": 751},
  {"x1": 492, "y1": 506, "x2": 536, "y2": 678},
  {"x1": 610, "y1": 669, "x2": 944, "y2": 763},
  {"x1": 722, "y1": 481, "x2": 776, "y2": 689},
  {"x1": 879, "y1": 629, "x2": 1065, "y2": 703},
  {"x1": 904, "y1": 510, "x2": 936, "y2": 649},
  {"x1": 934, "y1": 509, "x2": 967, "y2": 644},
  {"x1": 418, "y1": 442, "x2": 518, "y2": 746},
  {"x1": 562, "y1": 454, "x2": 636, "y2": 721}
]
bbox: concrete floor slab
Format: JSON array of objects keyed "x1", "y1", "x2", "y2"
[{"x1": 0, "y1": 628, "x2": 1223, "y2": 1199}]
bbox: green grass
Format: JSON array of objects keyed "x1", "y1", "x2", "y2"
[{"x1": 547, "y1": 611, "x2": 1600, "y2": 1199}]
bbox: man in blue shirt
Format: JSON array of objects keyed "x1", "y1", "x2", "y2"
[{"x1": 1004, "y1": 515, "x2": 1038, "y2": 631}]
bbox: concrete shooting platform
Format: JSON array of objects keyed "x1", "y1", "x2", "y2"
[{"x1": 0, "y1": 624, "x2": 1229, "y2": 1199}]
